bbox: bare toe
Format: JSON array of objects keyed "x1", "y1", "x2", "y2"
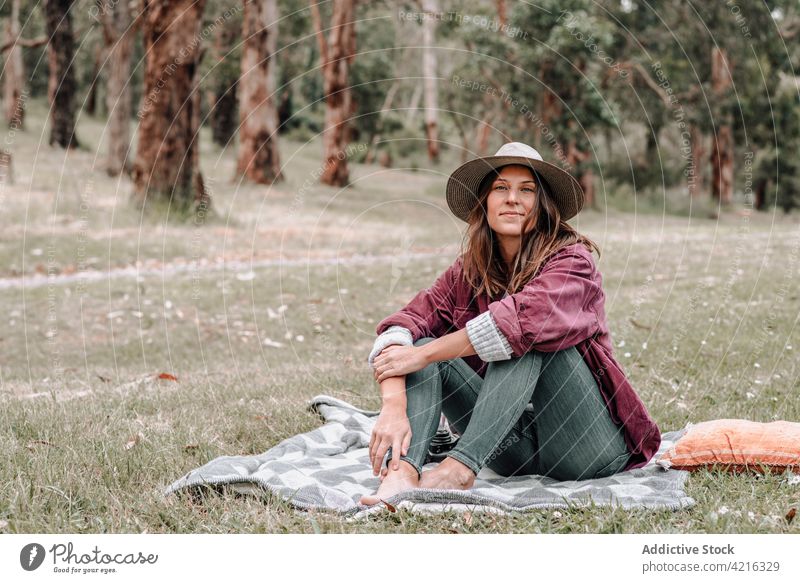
[{"x1": 359, "y1": 493, "x2": 381, "y2": 506}]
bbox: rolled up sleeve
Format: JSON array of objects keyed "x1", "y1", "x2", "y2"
[
  {"x1": 367, "y1": 325, "x2": 413, "y2": 368},
  {"x1": 465, "y1": 310, "x2": 514, "y2": 362},
  {"x1": 487, "y1": 249, "x2": 601, "y2": 356}
]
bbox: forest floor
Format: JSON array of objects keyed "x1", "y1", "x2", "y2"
[{"x1": 1, "y1": 104, "x2": 799, "y2": 533}]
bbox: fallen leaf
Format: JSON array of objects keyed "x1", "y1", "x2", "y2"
[
  {"x1": 183, "y1": 444, "x2": 199, "y2": 452},
  {"x1": 379, "y1": 498, "x2": 396, "y2": 512},
  {"x1": 157, "y1": 372, "x2": 178, "y2": 381},
  {"x1": 463, "y1": 511, "x2": 473, "y2": 526},
  {"x1": 96, "y1": 374, "x2": 111, "y2": 383},
  {"x1": 785, "y1": 507, "x2": 796, "y2": 524},
  {"x1": 124, "y1": 432, "x2": 144, "y2": 450}
]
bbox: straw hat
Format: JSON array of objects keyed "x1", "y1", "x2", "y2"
[{"x1": 445, "y1": 142, "x2": 585, "y2": 222}]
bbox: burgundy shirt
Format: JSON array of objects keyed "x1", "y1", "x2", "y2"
[{"x1": 375, "y1": 242, "x2": 661, "y2": 472}]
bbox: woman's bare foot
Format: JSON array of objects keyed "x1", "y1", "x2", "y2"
[
  {"x1": 359, "y1": 459, "x2": 419, "y2": 506},
  {"x1": 419, "y1": 456, "x2": 476, "y2": 490}
]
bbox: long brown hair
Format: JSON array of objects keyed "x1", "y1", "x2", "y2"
[{"x1": 460, "y1": 164, "x2": 600, "y2": 299}]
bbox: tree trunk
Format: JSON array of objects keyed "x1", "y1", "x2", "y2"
[
  {"x1": 688, "y1": 124, "x2": 705, "y2": 197},
  {"x1": 132, "y1": 0, "x2": 207, "y2": 213},
  {"x1": 496, "y1": 0, "x2": 507, "y2": 27},
  {"x1": 475, "y1": 112, "x2": 493, "y2": 156},
  {"x1": 212, "y1": 82, "x2": 238, "y2": 146},
  {"x1": 101, "y1": 0, "x2": 135, "y2": 176},
  {"x1": 44, "y1": 0, "x2": 79, "y2": 148},
  {"x1": 711, "y1": 125, "x2": 733, "y2": 204},
  {"x1": 405, "y1": 83, "x2": 422, "y2": 124},
  {"x1": 310, "y1": 0, "x2": 357, "y2": 187},
  {"x1": 421, "y1": 0, "x2": 439, "y2": 163},
  {"x1": 4, "y1": 0, "x2": 26, "y2": 129},
  {"x1": 237, "y1": 0, "x2": 283, "y2": 183},
  {"x1": 710, "y1": 47, "x2": 733, "y2": 205},
  {"x1": 566, "y1": 137, "x2": 594, "y2": 210},
  {"x1": 754, "y1": 178, "x2": 767, "y2": 211},
  {"x1": 445, "y1": 94, "x2": 469, "y2": 163},
  {"x1": 209, "y1": 14, "x2": 238, "y2": 147},
  {"x1": 191, "y1": 71, "x2": 210, "y2": 212},
  {"x1": 538, "y1": 90, "x2": 561, "y2": 145},
  {"x1": 85, "y1": 42, "x2": 103, "y2": 116}
]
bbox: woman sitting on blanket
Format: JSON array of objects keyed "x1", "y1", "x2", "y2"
[{"x1": 361, "y1": 142, "x2": 661, "y2": 506}]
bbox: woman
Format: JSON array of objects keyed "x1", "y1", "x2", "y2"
[{"x1": 360, "y1": 142, "x2": 661, "y2": 506}]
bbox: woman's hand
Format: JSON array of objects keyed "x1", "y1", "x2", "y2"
[
  {"x1": 372, "y1": 344, "x2": 429, "y2": 383},
  {"x1": 368, "y1": 401, "x2": 412, "y2": 476}
]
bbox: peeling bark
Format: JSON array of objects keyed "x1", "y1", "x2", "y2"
[
  {"x1": 237, "y1": 0, "x2": 283, "y2": 183},
  {"x1": 310, "y1": 0, "x2": 357, "y2": 187},
  {"x1": 4, "y1": 0, "x2": 26, "y2": 129},
  {"x1": 132, "y1": 0, "x2": 207, "y2": 213},
  {"x1": 101, "y1": 0, "x2": 135, "y2": 176}
]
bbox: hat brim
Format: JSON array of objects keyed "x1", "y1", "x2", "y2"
[{"x1": 445, "y1": 155, "x2": 584, "y2": 222}]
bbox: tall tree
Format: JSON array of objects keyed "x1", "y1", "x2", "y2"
[
  {"x1": 421, "y1": 0, "x2": 439, "y2": 162},
  {"x1": 101, "y1": 0, "x2": 136, "y2": 176},
  {"x1": 208, "y1": 8, "x2": 239, "y2": 147},
  {"x1": 44, "y1": 0, "x2": 79, "y2": 148},
  {"x1": 132, "y1": 0, "x2": 209, "y2": 213},
  {"x1": 709, "y1": 46, "x2": 733, "y2": 205},
  {"x1": 4, "y1": 0, "x2": 26, "y2": 129},
  {"x1": 237, "y1": 0, "x2": 283, "y2": 183},
  {"x1": 309, "y1": 0, "x2": 357, "y2": 187},
  {"x1": 84, "y1": 41, "x2": 103, "y2": 116}
]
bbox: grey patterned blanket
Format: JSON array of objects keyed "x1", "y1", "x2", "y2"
[{"x1": 164, "y1": 394, "x2": 695, "y2": 519}]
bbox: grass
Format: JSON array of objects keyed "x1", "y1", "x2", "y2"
[{"x1": 1, "y1": 100, "x2": 799, "y2": 533}]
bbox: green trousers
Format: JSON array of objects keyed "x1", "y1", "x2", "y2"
[{"x1": 390, "y1": 337, "x2": 632, "y2": 481}]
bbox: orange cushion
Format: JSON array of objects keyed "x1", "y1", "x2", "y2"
[{"x1": 657, "y1": 419, "x2": 800, "y2": 473}]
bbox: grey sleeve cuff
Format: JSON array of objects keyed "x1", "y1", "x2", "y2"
[
  {"x1": 465, "y1": 311, "x2": 513, "y2": 362},
  {"x1": 367, "y1": 325, "x2": 413, "y2": 368}
]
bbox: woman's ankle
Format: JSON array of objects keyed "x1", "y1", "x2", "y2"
[
  {"x1": 389, "y1": 458, "x2": 420, "y2": 481},
  {"x1": 442, "y1": 454, "x2": 479, "y2": 478}
]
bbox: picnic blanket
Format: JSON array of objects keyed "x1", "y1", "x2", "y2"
[{"x1": 164, "y1": 394, "x2": 696, "y2": 519}]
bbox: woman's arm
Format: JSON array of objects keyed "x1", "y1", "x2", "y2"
[
  {"x1": 417, "y1": 327, "x2": 477, "y2": 364},
  {"x1": 482, "y1": 245, "x2": 602, "y2": 356},
  {"x1": 369, "y1": 375, "x2": 413, "y2": 474},
  {"x1": 372, "y1": 328, "x2": 477, "y2": 383},
  {"x1": 366, "y1": 256, "x2": 462, "y2": 371}
]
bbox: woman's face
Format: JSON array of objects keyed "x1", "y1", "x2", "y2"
[{"x1": 485, "y1": 164, "x2": 538, "y2": 237}]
